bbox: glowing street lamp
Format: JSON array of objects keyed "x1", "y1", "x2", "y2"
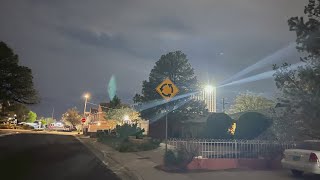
[
  {"x1": 203, "y1": 85, "x2": 217, "y2": 112},
  {"x1": 84, "y1": 93, "x2": 90, "y2": 99},
  {"x1": 123, "y1": 115, "x2": 131, "y2": 124},
  {"x1": 204, "y1": 85, "x2": 215, "y2": 93},
  {"x1": 83, "y1": 93, "x2": 90, "y2": 116}
]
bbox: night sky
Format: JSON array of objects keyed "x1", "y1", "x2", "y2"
[{"x1": 0, "y1": 0, "x2": 305, "y2": 118}]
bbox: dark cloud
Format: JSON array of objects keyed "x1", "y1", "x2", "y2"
[{"x1": 0, "y1": 0, "x2": 306, "y2": 117}]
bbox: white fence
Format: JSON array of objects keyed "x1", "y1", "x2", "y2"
[{"x1": 168, "y1": 139, "x2": 296, "y2": 159}]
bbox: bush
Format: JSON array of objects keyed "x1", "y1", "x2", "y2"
[
  {"x1": 138, "y1": 139, "x2": 161, "y2": 151},
  {"x1": 163, "y1": 142, "x2": 199, "y2": 169},
  {"x1": 98, "y1": 131, "x2": 160, "y2": 152},
  {"x1": 118, "y1": 141, "x2": 137, "y2": 152},
  {"x1": 115, "y1": 123, "x2": 144, "y2": 139},
  {"x1": 116, "y1": 139, "x2": 160, "y2": 152},
  {"x1": 96, "y1": 130, "x2": 106, "y2": 140},
  {"x1": 164, "y1": 150, "x2": 177, "y2": 167},
  {"x1": 235, "y1": 112, "x2": 272, "y2": 140},
  {"x1": 0, "y1": 124, "x2": 14, "y2": 129},
  {"x1": 206, "y1": 113, "x2": 233, "y2": 139}
]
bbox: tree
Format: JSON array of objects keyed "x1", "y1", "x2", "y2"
[
  {"x1": 62, "y1": 107, "x2": 82, "y2": 127},
  {"x1": 39, "y1": 117, "x2": 55, "y2": 126},
  {"x1": 6, "y1": 103, "x2": 30, "y2": 121},
  {"x1": 287, "y1": 0, "x2": 320, "y2": 56},
  {"x1": 234, "y1": 112, "x2": 272, "y2": 140},
  {"x1": 133, "y1": 94, "x2": 144, "y2": 104},
  {"x1": 105, "y1": 107, "x2": 142, "y2": 123},
  {"x1": 134, "y1": 51, "x2": 208, "y2": 133},
  {"x1": 0, "y1": 42, "x2": 39, "y2": 116},
  {"x1": 227, "y1": 92, "x2": 274, "y2": 114},
  {"x1": 205, "y1": 113, "x2": 233, "y2": 139},
  {"x1": 27, "y1": 111, "x2": 37, "y2": 122},
  {"x1": 109, "y1": 95, "x2": 121, "y2": 109},
  {"x1": 273, "y1": 0, "x2": 320, "y2": 138}
]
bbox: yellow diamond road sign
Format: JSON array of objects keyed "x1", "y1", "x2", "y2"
[{"x1": 156, "y1": 78, "x2": 179, "y2": 101}]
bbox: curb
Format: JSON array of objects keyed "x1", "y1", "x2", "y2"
[
  {"x1": 0, "y1": 131, "x2": 19, "y2": 137},
  {"x1": 76, "y1": 136, "x2": 143, "y2": 180}
]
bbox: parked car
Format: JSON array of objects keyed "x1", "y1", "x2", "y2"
[
  {"x1": 281, "y1": 140, "x2": 320, "y2": 176},
  {"x1": 63, "y1": 125, "x2": 73, "y2": 132}
]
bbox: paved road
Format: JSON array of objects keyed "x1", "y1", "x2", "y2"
[{"x1": 0, "y1": 133, "x2": 120, "y2": 180}]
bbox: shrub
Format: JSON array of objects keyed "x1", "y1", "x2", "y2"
[
  {"x1": 235, "y1": 112, "x2": 272, "y2": 140},
  {"x1": 96, "y1": 130, "x2": 106, "y2": 141},
  {"x1": 118, "y1": 141, "x2": 137, "y2": 152},
  {"x1": 176, "y1": 143, "x2": 199, "y2": 169},
  {"x1": 206, "y1": 113, "x2": 233, "y2": 139},
  {"x1": 115, "y1": 123, "x2": 144, "y2": 139},
  {"x1": 138, "y1": 139, "x2": 160, "y2": 151},
  {"x1": 163, "y1": 142, "x2": 199, "y2": 169},
  {"x1": 0, "y1": 124, "x2": 14, "y2": 129},
  {"x1": 164, "y1": 150, "x2": 177, "y2": 167}
]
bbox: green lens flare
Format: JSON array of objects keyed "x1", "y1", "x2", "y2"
[{"x1": 108, "y1": 75, "x2": 117, "y2": 100}]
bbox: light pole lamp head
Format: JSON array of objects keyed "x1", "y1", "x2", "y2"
[
  {"x1": 204, "y1": 85, "x2": 215, "y2": 93},
  {"x1": 84, "y1": 93, "x2": 90, "y2": 99}
]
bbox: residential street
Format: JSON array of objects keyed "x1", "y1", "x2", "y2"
[{"x1": 0, "y1": 133, "x2": 120, "y2": 180}]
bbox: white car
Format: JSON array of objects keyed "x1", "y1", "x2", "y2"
[{"x1": 281, "y1": 140, "x2": 320, "y2": 176}]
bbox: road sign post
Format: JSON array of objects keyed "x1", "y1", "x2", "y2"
[{"x1": 156, "y1": 78, "x2": 179, "y2": 153}]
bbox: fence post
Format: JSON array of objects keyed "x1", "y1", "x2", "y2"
[
  {"x1": 235, "y1": 140, "x2": 238, "y2": 159},
  {"x1": 204, "y1": 139, "x2": 207, "y2": 158}
]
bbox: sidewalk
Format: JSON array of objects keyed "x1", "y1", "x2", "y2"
[
  {"x1": 78, "y1": 137, "x2": 193, "y2": 180},
  {"x1": 78, "y1": 137, "x2": 295, "y2": 180}
]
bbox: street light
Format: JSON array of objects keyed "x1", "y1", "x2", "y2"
[
  {"x1": 204, "y1": 85, "x2": 215, "y2": 93},
  {"x1": 83, "y1": 93, "x2": 90, "y2": 116},
  {"x1": 123, "y1": 115, "x2": 131, "y2": 124},
  {"x1": 203, "y1": 85, "x2": 217, "y2": 113},
  {"x1": 82, "y1": 93, "x2": 90, "y2": 135}
]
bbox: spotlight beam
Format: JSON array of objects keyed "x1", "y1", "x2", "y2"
[
  {"x1": 133, "y1": 91, "x2": 199, "y2": 112},
  {"x1": 218, "y1": 61, "x2": 305, "y2": 88},
  {"x1": 219, "y1": 43, "x2": 296, "y2": 85}
]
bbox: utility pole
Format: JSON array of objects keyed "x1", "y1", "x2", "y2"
[
  {"x1": 222, "y1": 98, "x2": 225, "y2": 113},
  {"x1": 51, "y1": 107, "x2": 54, "y2": 120},
  {"x1": 221, "y1": 98, "x2": 229, "y2": 113}
]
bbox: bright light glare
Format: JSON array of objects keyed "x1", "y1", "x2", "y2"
[
  {"x1": 84, "y1": 93, "x2": 90, "y2": 99},
  {"x1": 204, "y1": 85, "x2": 214, "y2": 93},
  {"x1": 123, "y1": 115, "x2": 130, "y2": 121},
  {"x1": 97, "y1": 122, "x2": 101, "y2": 126}
]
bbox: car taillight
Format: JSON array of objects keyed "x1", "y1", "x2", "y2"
[{"x1": 309, "y1": 153, "x2": 318, "y2": 163}]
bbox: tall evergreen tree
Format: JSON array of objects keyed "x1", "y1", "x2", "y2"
[
  {"x1": 0, "y1": 42, "x2": 38, "y2": 116},
  {"x1": 134, "y1": 51, "x2": 208, "y2": 137},
  {"x1": 274, "y1": 0, "x2": 320, "y2": 138},
  {"x1": 109, "y1": 95, "x2": 122, "y2": 109}
]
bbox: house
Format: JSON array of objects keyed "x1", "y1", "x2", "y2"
[{"x1": 85, "y1": 103, "x2": 150, "y2": 135}]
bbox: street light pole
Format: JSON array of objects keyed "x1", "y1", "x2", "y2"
[
  {"x1": 165, "y1": 104, "x2": 168, "y2": 153},
  {"x1": 83, "y1": 93, "x2": 90, "y2": 116},
  {"x1": 83, "y1": 93, "x2": 90, "y2": 135},
  {"x1": 84, "y1": 97, "x2": 88, "y2": 116}
]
